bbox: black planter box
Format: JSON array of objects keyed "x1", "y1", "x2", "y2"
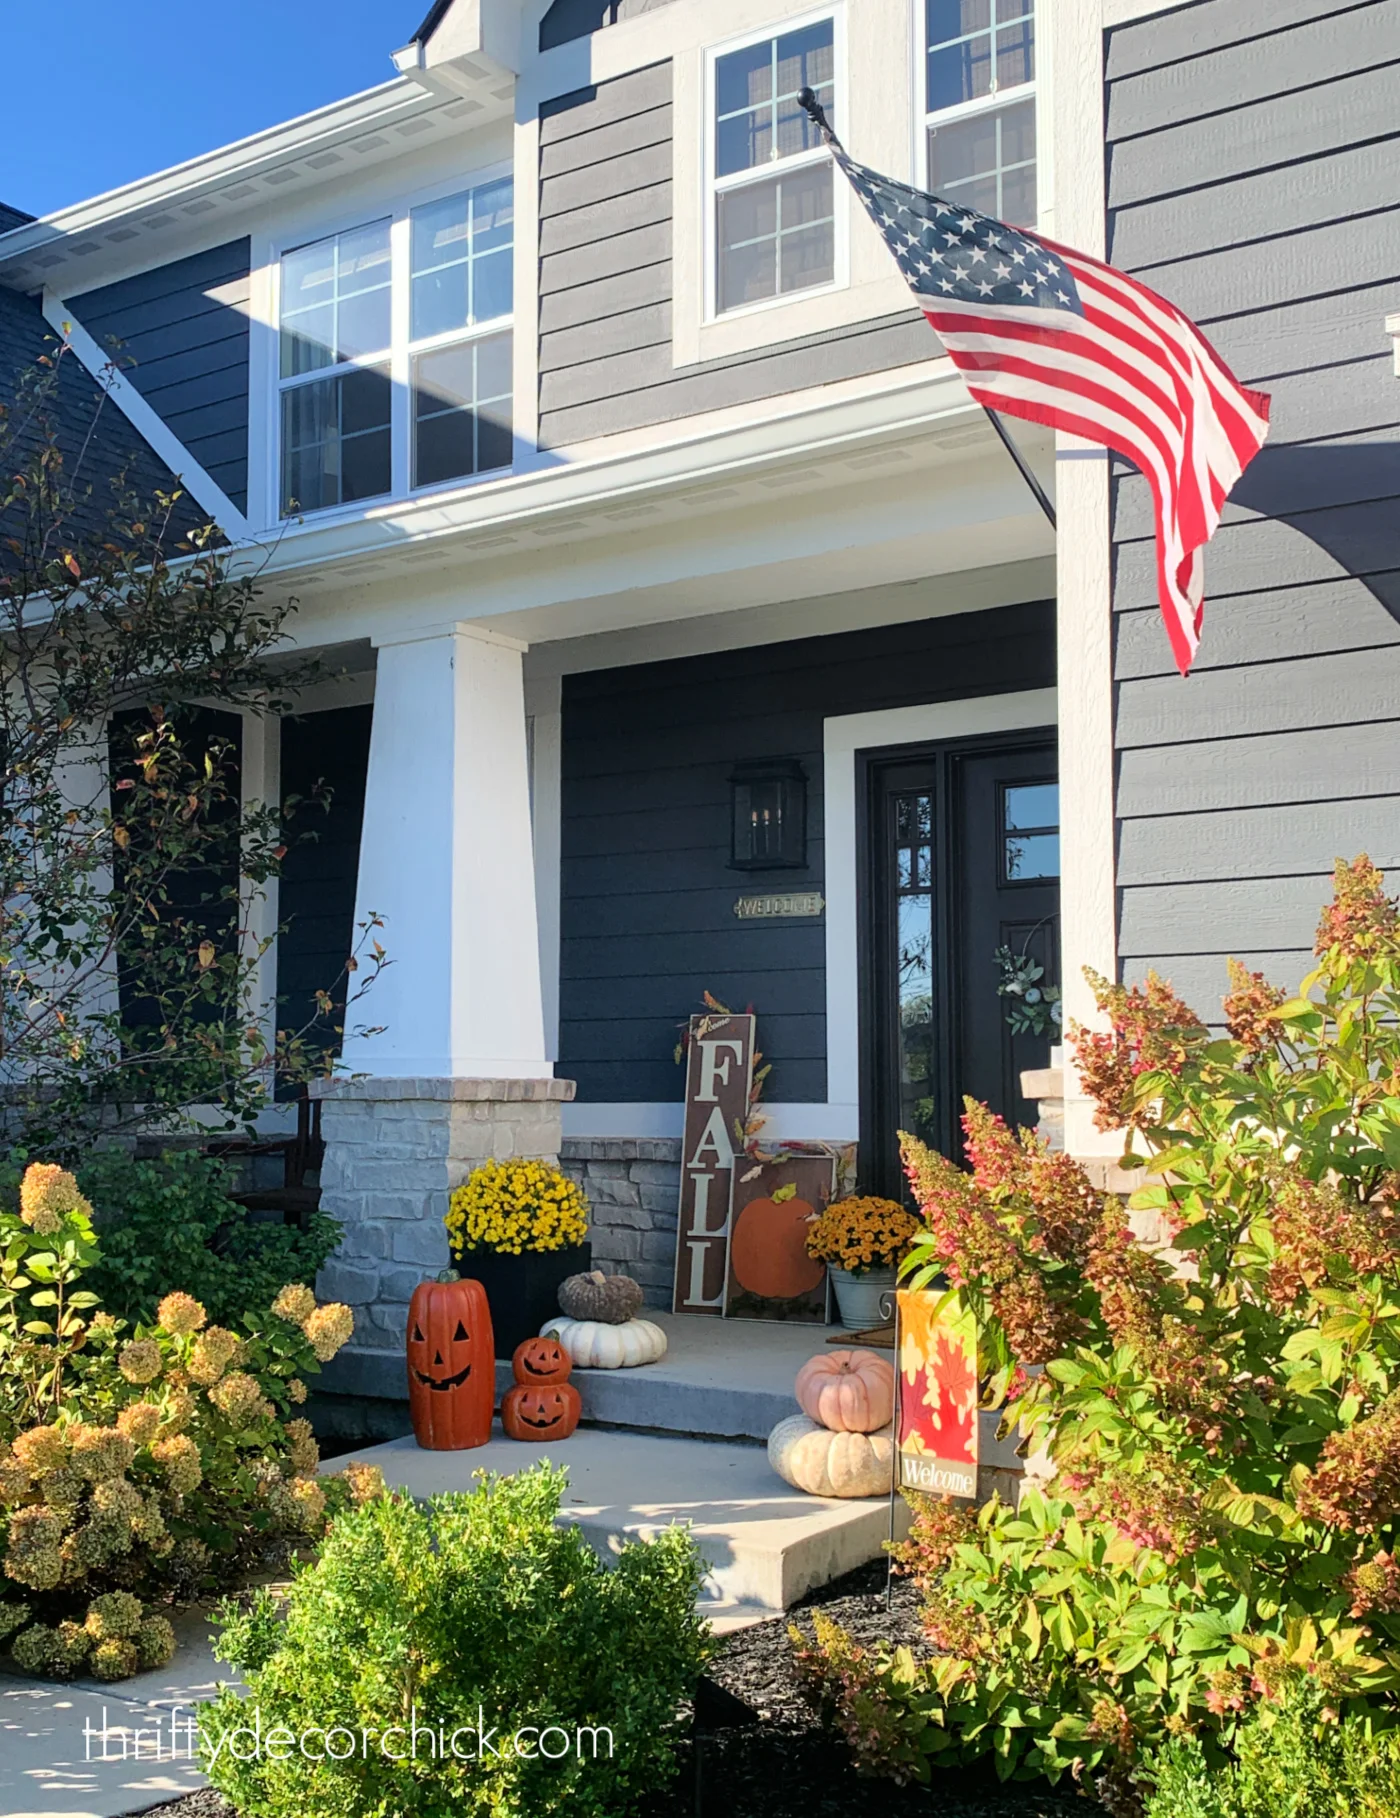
[{"x1": 456, "y1": 1243, "x2": 591, "y2": 1358}]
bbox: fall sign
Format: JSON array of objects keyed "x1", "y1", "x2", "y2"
[
  {"x1": 723, "y1": 1151, "x2": 835, "y2": 1323},
  {"x1": 671, "y1": 1011, "x2": 756, "y2": 1315},
  {"x1": 896, "y1": 1288, "x2": 979, "y2": 1499}
]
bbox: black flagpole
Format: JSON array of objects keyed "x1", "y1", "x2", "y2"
[{"x1": 796, "y1": 87, "x2": 1057, "y2": 533}]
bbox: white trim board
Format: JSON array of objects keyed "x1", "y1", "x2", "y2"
[
  {"x1": 561, "y1": 1101, "x2": 859, "y2": 1143},
  {"x1": 43, "y1": 294, "x2": 252, "y2": 539},
  {"x1": 822, "y1": 687, "x2": 1059, "y2": 1115}
]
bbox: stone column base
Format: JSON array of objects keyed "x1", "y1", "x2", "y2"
[
  {"x1": 560, "y1": 1138, "x2": 682, "y2": 1308},
  {"x1": 311, "y1": 1075, "x2": 576, "y2": 1367}
]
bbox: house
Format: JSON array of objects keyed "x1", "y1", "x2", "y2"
[{"x1": 2, "y1": 0, "x2": 1396, "y2": 1412}]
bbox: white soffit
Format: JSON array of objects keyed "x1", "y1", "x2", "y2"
[{"x1": 0, "y1": 70, "x2": 514, "y2": 297}]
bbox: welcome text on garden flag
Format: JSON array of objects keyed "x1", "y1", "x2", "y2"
[{"x1": 812, "y1": 111, "x2": 1270, "y2": 675}]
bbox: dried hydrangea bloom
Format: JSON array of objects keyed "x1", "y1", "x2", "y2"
[
  {"x1": 156, "y1": 1291, "x2": 206, "y2": 1336},
  {"x1": 4, "y1": 1506, "x2": 66, "y2": 1590},
  {"x1": 341, "y1": 1460, "x2": 386, "y2": 1505},
  {"x1": 117, "y1": 1339, "x2": 162, "y2": 1386},
  {"x1": 85, "y1": 1591, "x2": 144, "y2": 1641},
  {"x1": 152, "y1": 1434, "x2": 203, "y2": 1495},
  {"x1": 0, "y1": 1459, "x2": 27, "y2": 1502},
  {"x1": 304, "y1": 1301, "x2": 354, "y2": 1362},
  {"x1": 132, "y1": 1495, "x2": 167, "y2": 1546},
  {"x1": 272, "y1": 1282, "x2": 317, "y2": 1325},
  {"x1": 91, "y1": 1478, "x2": 143, "y2": 1521},
  {"x1": 70, "y1": 1425, "x2": 137, "y2": 1482},
  {"x1": 187, "y1": 1326, "x2": 241, "y2": 1385},
  {"x1": 38, "y1": 1466, "x2": 85, "y2": 1512},
  {"x1": 19, "y1": 1162, "x2": 91, "y2": 1235},
  {"x1": 75, "y1": 1512, "x2": 133, "y2": 1568},
  {"x1": 285, "y1": 1419, "x2": 319, "y2": 1475},
  {"x1": 10, "y1": 1426, "x2": 68, "y2": 1478},
  {"x1": 115, "y1": 1402, "x2": 162, "y2": 1448},
  {"x1": 91, "y1": 1637, "x2": 139, "y2": 1681},
  {"x1": 1316, "y1": 854, "x2": 1399, "y2": 959},
  {"x1": 10, "y1": 1623, "x2": 61, "y2": 1674},
  {"x1": 137, "y1": 1615, "x2": 176, "y2": 1669},
  {"x1": 287, "y1": 1475, "x2": 327, "y2": 1530},
  {"x1": 210, "y1": 1372, "x2": 274, "y2": 1425},
  {"x1": 157, "y1": 1387, "x2": 197, "y2": 1435},
  {"x1": 286, "y1": 1377, "x2": 308, "y2": 1404},
  {"x1": 1222, "y1": 957, "x2": 1286, "y2": 1055},
  {"x1": 54, "y1": 1620, "x2": 91, "y2": 1671}
]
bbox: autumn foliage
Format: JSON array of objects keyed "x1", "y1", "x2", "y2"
[{"x1": 794, "y1": 858, "x2": 1400, "y2": 1808}]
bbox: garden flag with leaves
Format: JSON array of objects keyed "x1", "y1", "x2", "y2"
[{"x1": 806, "y1": 102, "x2": 1270, "y2": 675}]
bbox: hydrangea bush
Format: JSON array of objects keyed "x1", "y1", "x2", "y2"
[
  {"x1": 0, "y1": 1163, "x2": 372, "y2": 1680},
  {"x1": 795, "y1": 857, "x2": 1400, "y2": 1809}
]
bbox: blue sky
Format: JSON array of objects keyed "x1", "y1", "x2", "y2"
[{"x1": 2, "y1": 2, "x2": 418, "y2": 219}]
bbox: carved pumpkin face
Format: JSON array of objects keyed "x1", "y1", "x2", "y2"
[
  {"x1": 501, "y1": 1380, "x2": 582, "y2": 1442},
  {"x1": 513, "y1": 1335, "x2": 572, "y2": 1386},
  {"x1": 405, "y1": 1278, "x2": 493, "y2": 1452}
]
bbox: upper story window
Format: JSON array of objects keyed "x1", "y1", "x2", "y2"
[
  {"x1": 710, "y1": 15, "x2": 837, "y2": 317},
  {"x1": 924, "y1": 0, "x2": 1036, "y2": 226},
  {"x1": 277, "y1": 175, "x2": 513, "y2": 518}
]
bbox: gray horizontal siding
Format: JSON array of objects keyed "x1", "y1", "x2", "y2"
[
  {"x1": 70, "y1": 240, "x2": 250, "y2": 514},
  {"x1": 1117, "y1": 721, "x2": 1400, "y2": 818},
  {"x1": 1107, "y1": 0, "x2": 1400, "y2": 1005},
  {"x1": 540, "y1": 0, "x2": 679, "y2": 53},
  {"x1": 536, "y1": 62, "x2": 932, "y2": 448},
  {"x1": 559, "y1": 599, "x2": 1054, "y2": 1103}
]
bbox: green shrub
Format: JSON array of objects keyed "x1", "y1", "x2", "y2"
[
  {"x1": 1144, "y1": 1674, "x2": 1400, "y2": 1818},
  {"x1": 798, "y1": 857, "x2": 1400, "y2": 1796},
  {"x1": 0, "y1": 1162, "x2": 371, "y2": 1679},
  {"x1": 76, "y1": 1148, "x2": 341, "y2": 1330},
  {"x1": 201, "y1": 1463, "x2": 714, "y2": 1818}
]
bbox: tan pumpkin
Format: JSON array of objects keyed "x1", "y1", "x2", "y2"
[
  {"x1": 557, "y1": 1269, "x2": 644, "y2": 1325},
  {"x1": 795, "y1": 1348, "x2": 895, "y2": 1433},
  {"x1": 767, "y1": 1413, "x2": 894, "y2": 1498}
]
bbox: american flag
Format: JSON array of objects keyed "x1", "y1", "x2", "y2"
[{"x1": 825, "y1": 139, "x2": 1270, "y2": 675}]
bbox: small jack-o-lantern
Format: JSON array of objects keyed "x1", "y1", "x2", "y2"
[
  {"x1": 406, "y1": 1277, "x2": 493, "y2": 1451},
  {"x1": 501, "y1": 1381, "x2": 582, "y2": 1441},
  {"x1": 512, "y1": 1334, "x2": 572, "y2": 1386},
  {"x1": 501, "y1": 1333, "x2": 581, "y2": 1440}
]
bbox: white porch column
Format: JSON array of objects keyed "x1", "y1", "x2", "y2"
[{"x1": 340, "y1": 622, "x2": 550, "y2": 1079}]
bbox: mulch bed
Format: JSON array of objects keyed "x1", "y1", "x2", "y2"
[{"x1": 140, "y1": 1560, "x2": 1099, "y2": 1818}]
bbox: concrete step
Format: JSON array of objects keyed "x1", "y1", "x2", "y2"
[
  {"x1": 495, "y1": 1310, "x2": 851, "y2": 1443},
  {"x1": 339, "y1": 1425, "x2": 909, "y2": 1615}
]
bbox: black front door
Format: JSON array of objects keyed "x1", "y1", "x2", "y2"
[{"x1": 859, "y1": 731, "x2": 1060, "y2": 1198}]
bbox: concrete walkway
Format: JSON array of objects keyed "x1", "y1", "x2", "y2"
[{"x1": 0, "y1": 1610, "x2": 228, "y2": 1818}]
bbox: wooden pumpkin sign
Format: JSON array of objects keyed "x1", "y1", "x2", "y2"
[
  {"x1": 501, "y1": 1336, "x2": 581, "y2": 1441},
  {"x1": 723, "y1": 1151, "x2": 836, "y2": 1323},
  {"x1": 407, "y1": 1277, "x2": 494, "y2": 1451}
]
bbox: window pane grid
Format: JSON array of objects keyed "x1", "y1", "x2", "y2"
[
  {"x1": 715, "y1": 21, "x2": 834, "y2": 178},
  {"x1": 277, "y1": 180, "x2": 514, "y2": 518},
  {"x1": 926, "y1": 0, "x2": 1034, "y2": 111}
]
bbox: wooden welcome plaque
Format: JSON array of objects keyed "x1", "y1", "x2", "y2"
[{"x1": 671, "y1": 1012, "x2": 755, "y2": 1315}]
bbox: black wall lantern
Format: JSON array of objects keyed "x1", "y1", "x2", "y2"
[{"x1": 730, "y1": 759, "x2": 807, "y2": 870}]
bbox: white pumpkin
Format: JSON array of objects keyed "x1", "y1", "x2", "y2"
[
  {"x1": 540, "y1": 1315, "x2": 668, "y2": 1370},
  {"x1": 768, "y1": 1413, "x2": 894, "y2": 1499}
]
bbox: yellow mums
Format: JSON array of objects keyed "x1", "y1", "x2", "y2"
[
  {"x1": 445, "y1": 1159, "x2": 589, "y2": 1258},
  {"x1": 804, "y1": 1195, "x2": 920, "y2": 1274}
]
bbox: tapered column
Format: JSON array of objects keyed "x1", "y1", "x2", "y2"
[{"x1": 340, "y1": 622, "x2": 549, "y2": 1079}]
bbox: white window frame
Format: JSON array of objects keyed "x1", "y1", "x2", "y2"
[
  {"x1": 918, "y1": 0, "x2": 1038, "y2": 223},
  {"x1": 267, "y1": 160, "x2": 515, "y2": 527},
  {"x1": 702, "y1": 6, "x2": 850, "y2": 327}
]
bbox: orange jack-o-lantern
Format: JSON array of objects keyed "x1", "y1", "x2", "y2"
[
  {"x1": 512, "y1": 1335, "x2": 572, "y2": 1385},
  {"x1": 501, "y1": 1381, "x2": 582, "y2": 1441},
  {"x1": 406, "y1": 1278, "x2": 494, "y2": 1451},
  {"x1": 730, "y1": 1196, "x2": 826, "y2": 1301}
]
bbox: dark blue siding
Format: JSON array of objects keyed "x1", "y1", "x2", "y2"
[
  {"x1": 559, "y1": 601, "x2": 1055, "y2": 1103},
  {"x1": 278, "y1": 706, "x2": 373, "y2": 1065},
  {"x1": 70, "y1": 240, "x2": 251, "y2": 514}
]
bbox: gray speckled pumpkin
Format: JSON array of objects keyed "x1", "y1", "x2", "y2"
[{"x1": 557, "y1": 1269, "x2": 644, "y2": 1325}]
